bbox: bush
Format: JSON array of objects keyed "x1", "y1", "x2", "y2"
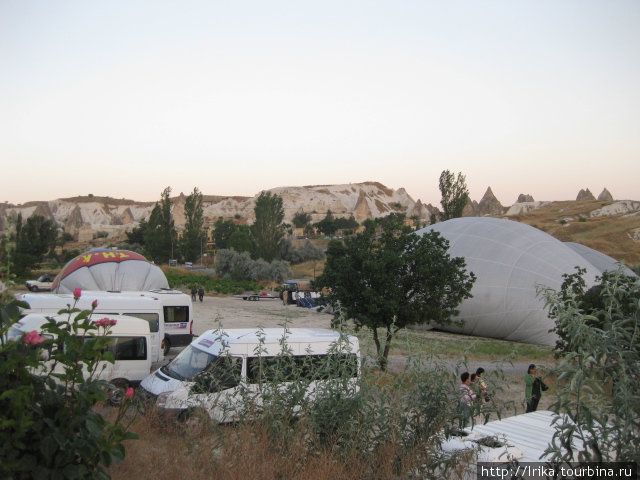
[
  {"x1": 278, "y1": 238, "x2": 324, "y2": 264},
  {"x1": 216, "y1": 249, "x2": 291, "y2": 283},
  {"x1": 0, "y1": 293, "x2": 138, "y2": 479},
  {"x1": 538, "y1": 268, "x2": 640, "y2": 463},
  {"x1": 164, "y1": 270, "x2": 260, "y2": 295}
]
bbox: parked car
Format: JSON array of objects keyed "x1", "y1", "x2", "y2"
[{"x1": 25, "y1": 274, "x2": 55, "y2": 292}]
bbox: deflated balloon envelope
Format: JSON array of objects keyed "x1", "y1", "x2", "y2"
[
  {"x1": 415, "y1": 217, "x2": 631, "y2": 346},
  {"x1": 52, "y1": 249, "x2": 169, "y2": 294}
]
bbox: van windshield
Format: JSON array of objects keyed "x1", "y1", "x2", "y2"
[{"x1": 161, "y1": 345, "x2": 217, "y2": 381}]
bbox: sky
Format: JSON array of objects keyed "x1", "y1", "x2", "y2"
[{"x1": 1, "y1": 0, "x2": 639, "y2": 207}]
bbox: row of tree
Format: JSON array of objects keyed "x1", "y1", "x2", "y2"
[{"x1": 127, "y1": 188, "x2": 287, "y2": 264}]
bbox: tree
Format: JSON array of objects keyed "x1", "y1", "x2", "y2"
[
  {"x1": 227, "y1": 227, "x2": 254, "y2": 255},
  {"x1": 316, "y1": 210, "x2": 337, "y2": 236},
  {"x1": 292, "y1": 211, "x2": 312, "y2": 229},
  {"x1": 315, "y1": 213, "x2": 476, "y2": 370},
  {"x1": 538, "y1": 269, "x2": 640, "y2": 463},
  {"x1": 125, "y1": 219, "x2": 147, "y2": 246},
  {"x1": 251, "y1": 191, "x2": 284, "y2": 262},
  {"x1": 213, "y1": 218, "x2": 238, "y2": 250},
  {"x1": 438, "y1": 170, "x2": 469, "y2": 221},
  {"x1": 179, "y1": 187, "x2": 206, "y2": 262},
  {"x1": 13, "y1": 213, "x2": 58, "y2": 275},
  {"x1": 144, "y1": 187, "x2": 177, "y2": 263}
]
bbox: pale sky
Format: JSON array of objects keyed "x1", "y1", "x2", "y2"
[{"x1": 1, "y1": 0, "x2": 638, "y2": 207}]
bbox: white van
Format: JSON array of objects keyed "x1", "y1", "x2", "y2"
[
  {"x1": 141, "y1": 328, "x2": 360, "y2": 423},
  {"x1": 19, "y1": 292, "x2": 165, "y2": 363},
  {"x1": 129, "y1": 289, "x2": 194, "y2": 353},
  {"x1": 10, "y1": 313, "x2": 152, "y2": 403}
]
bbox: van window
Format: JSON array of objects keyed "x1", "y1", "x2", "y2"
[
  {"x1": 193, "y1": 356, "x2": 242, "y2": 393},
  {"x1": 79, "y1": 336, "x2": 147, "y2": 361},
  {"x1": 161, "y1": 345, "x2": 216, "y2": 380},
  {"x1": 247, "y1": 353, "x2": 359, "y2": 384},
  {"x1": 99, "y1": 312, "x2": 159, "y2": 333},
  {"x1": 105, "y1": 337, "x2": 147, "y2": 361},
  {"x1": 164, "y1": 306, "x2": 188, "y2": 324},
  {"x1": 124, "y1": 313, "x2": 159, "y2": 333}
]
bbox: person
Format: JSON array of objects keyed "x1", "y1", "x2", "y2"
[
  {"x1": 476, "y1": 367, "x2": 490, "y2": 402},
  {"x1": 525, "y1": 363, "x2": 543, "y2": 412},
  {"x1": 459, "y1": 372, "x2": 476, "y2": 428},
  {"x1": 282, "y1": 289, "x2": 288, "y2": 306},
  {"x1": 190, "y1": 286, "x2": 197, "y2": 302},
  {"x1": 198, "y1": 286, "x2": 204, "y2": 302}
]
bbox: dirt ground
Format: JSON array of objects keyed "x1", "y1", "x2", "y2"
[{"x1": 191, "y1": 294, "x2": 332, "y2": 334}]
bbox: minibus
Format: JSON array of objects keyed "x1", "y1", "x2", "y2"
[
  {"x1": 11, "y1": 313, "x2": 152, "y2": 404},
  {"x1": 141, "y1": 328, "x2": 360, "y2": 423},
  {"x1": 19, "y1": 292, "x2": 165, "y2": 363}
]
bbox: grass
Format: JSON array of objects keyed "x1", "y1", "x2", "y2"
[
  {"x1": 504, "y1": 200, "x2": 640, "y2": 267},
  {"x1": 381, "y1": 328, "x2": 555, "y2": 362}
]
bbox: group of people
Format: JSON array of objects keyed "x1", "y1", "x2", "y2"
[
  {"x1": 458, "y1": 367, "x2": 490, "y2": 427},
  {"x1": 190, "y1": 286, "x2": 205, "y2": 302},
  {"x1": 458, "y1": 363, "x2": 549, "y2": 428}
]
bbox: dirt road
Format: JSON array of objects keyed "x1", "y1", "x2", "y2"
[{"x1": 191, "y1": 294, "x2": 332, "y2": 334}]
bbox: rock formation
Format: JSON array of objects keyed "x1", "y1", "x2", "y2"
[
  {"x1": 516, "y1": 194, "x2": 535, "y2": 203},
  {"x1": 477, "y1": 187, "x2": 505, "y2": 216},
  {"x1": 597, "y1": 188, "x2": 613, "y2": 201},
  {"x1": 576, "y1": 189, "x2": 596, "y2": 201}
]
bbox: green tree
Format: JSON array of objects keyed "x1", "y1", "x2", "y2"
[
  {"x1": 179, "y1": 187, "x2": 206, "y2": 262},
  {"x1": 315, "y1": 213, "x2": 476, "y2": 370},
  {"x1": 316, "y1": 210, "x2": 337, "y2": 236},
  {"x1": 227, "y1": 226, "x2": 254, "y2": 255},
  {"x1": 438, "y1": 170, "x2": 469, "y2": 221},
  {"x1": 13, "y1": 213, "x2": 58, "y2": 275},
  {"x1": 125, "y1": 218, "x2": 147, "y2": 246},
  {"x1": 334, "y1": 215, "x2": 359, "y2": 231},
  {"x1": 213, "y1": 218, "x2": 238, "y2": 250},
  {"x1": 292, "y1": 211, "x2": 312, "y2": 229},
  {"x1": 144, "y1": 187, "x2": 177, "y2": 263},
  {"x1": 251, "y1": 191, "x2": 284, "y2": 262},
  {"x1": 538, "y1": 269, "x2": 640, "y2": 463}
]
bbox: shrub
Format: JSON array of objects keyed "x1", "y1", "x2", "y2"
[
  {"x1": 538, "y1": 268, "x2": 640, "y2": 463},
  {"x1": 278, "y1": 238, "x2": 324, "y2": 264},
  {"x1": 0, "y1": 293, "x2": 138, "y2": 479},
  {"x1": 216, "y1": 249, "x2": 291, "y2": 283}
]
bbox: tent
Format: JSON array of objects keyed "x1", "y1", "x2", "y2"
[{"x1": 52, "y1": 249, "x2": 169, "y2": 294}]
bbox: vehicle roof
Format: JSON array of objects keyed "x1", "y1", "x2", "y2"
[
  {"x1": 466, "y1": 410, "x2": 583, "y2": 462},
  {"x1": 19, "y1": 292, "x2": 162, "y2": 310},
  {"x1": 14, "y1": 312, "x2": 151, "y2": 335},
  {"x1": 192, "y1": 328, "x2": 358, "y2": 356}
]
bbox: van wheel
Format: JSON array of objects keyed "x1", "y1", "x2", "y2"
[
  {"x1": 178, "y1": 407, "x2": 212, "y2": 430},
  {"x1": 31, "y1": 285, "x2": 39, "y2": 292},
  {"x1": 163, "y1": 337, "x2": 171, "y2": 355},
  {"x1": 108, "y1": 379, "x2": 129, "y2": 406}
]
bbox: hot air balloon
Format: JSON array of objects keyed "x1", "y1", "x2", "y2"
[
  {"x1": 415, "y1": 217, "x2": 634, "y2": 346},
  {"x1": 52, "y1": 249, "x2": 169, "y2": 294}
]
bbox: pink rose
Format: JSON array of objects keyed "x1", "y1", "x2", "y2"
[
  {"x1": 73, "y1": 288, "x2": 82, "y2": 299},
  {"x1": 23, "y1": 330, "x2": 46, "y2": 345},
  {"x1": 91, "y1": 299, "x2": 99, "y2": 309},
  {"x1": 95, "y1": 318, "x2": 117, "y2": 327},
  {"x1": 125, "y1": 387, "x2": 134, "y2": 398}
]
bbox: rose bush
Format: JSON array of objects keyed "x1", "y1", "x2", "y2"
[{"x1": 0, "y1": 293, "x2": 138, "y2": 479}]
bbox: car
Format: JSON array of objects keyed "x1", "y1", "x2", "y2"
[{"x1": 25, "y1": 274, "x2": 55, "y2": 292}]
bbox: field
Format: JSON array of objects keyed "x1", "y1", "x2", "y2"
[{"x1": 108, "y1": 294, "x2": 556, "y2": 479}]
